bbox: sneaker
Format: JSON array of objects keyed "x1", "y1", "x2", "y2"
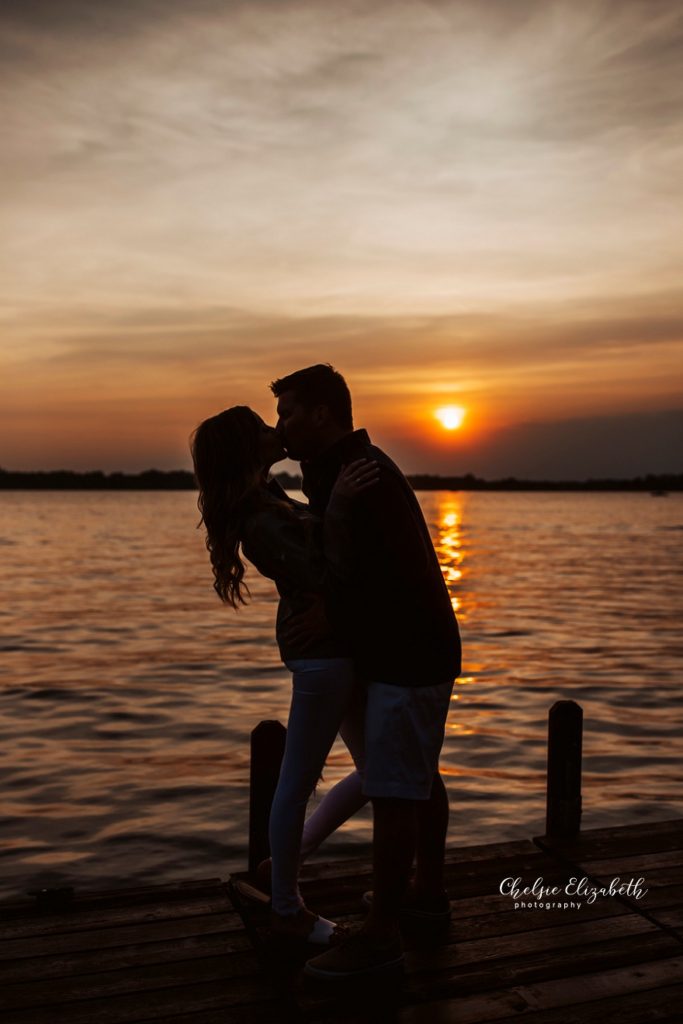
[
  {"x1": 304, "y1": 926, "x2": 404, "y2": 979},
  {"x1": 361, "y1": 886, "x2": 451, "y2": 922},
  {"x1": 270, "y1": 906, "x2": 343, "y2": 947}
]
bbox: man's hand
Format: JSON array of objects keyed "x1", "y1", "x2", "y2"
[{"x1": 280, "y1": 595, "x2": 332, "y2": 650}]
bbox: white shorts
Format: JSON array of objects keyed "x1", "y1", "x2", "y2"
[{"x1": 362, "y1": 678, "x2": 454, "y2": 800}]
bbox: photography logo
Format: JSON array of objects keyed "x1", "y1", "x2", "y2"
[{"x1": 499, "y1": 876, "x2": 648, "y2": 911}]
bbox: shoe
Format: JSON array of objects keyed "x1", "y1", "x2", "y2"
[
  {"x1": 361, "y1": 886, "x2": 451, "y2": 922},
  {"x1": 230, "y1": 878, "x2": 271, "y2": 907},
  {"x1": 304, "y1": 926, "x2": 404, "y2": 979},
  {"x1": 270, "y1": 906, "x2": 343, "y2": 947},
  {"x1": 255, "y1": 857, "x2": 272, "y2": 894}
]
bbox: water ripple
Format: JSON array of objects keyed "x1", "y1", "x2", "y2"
[{"x1": 0, "y1": 489, "x2": 681, "y2": 900}]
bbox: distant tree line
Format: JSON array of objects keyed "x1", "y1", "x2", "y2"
[
  {"x1": 407, "y1": 473, "x2": 683, "y2": 492},
  {"x1": 0, "y1": 468, "x2": 303, "y2": 491},
  {"x1": 1, "y1": 467, "x2": 681, "y2": 491}
]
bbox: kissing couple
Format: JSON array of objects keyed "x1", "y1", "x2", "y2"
[{"x1": 191, "y1": 363, "x2": 461, "y2": 979}]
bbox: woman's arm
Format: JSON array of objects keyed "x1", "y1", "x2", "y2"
[
  {"x1": 323, "y1": 459, "x2": 379, "y2": 582},
  {"x1": 243, "y1": 462, "x2": 378, "y2": 592}
]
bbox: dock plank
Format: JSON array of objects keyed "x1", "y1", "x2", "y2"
[
  {"x1": 0, "y1": 892, "x2": 240, "y2": 942},
  {"x1": 0, "y1": 911, "x2": 246, "y2": 961},
  {"x1": 396, "y1": 957, "x2": 683, "y2": 1024},
  {"x1": 0, "y1": 878, "x2": 225, "y2": 918},
  {"x1": 0, "y1": 930, "x2": 254, "y2": 985},
  {"x1": 0, "y1": 951, "x2": 267, "y2": 1012},
  {"x1": 414, "y1": 931, "x2": 681, "y2": 1001},
  {"x1": 535, "y1": 817, "x2": 683, "y2": 859},
  {"x1": 1, "y1": 979, "x2": 283, "y2": 1024},
  {"x1": 397, "y1": 985, "x2": 683, "y2": 1024}
]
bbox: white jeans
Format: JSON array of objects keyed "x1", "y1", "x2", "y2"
[{"x1": 269, "y1": 658, "x2": 367, "y2": 915}]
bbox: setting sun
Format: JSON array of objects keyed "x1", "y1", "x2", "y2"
[{"x1": 435, "y1": 405, "x2": 466, "y2": 431}]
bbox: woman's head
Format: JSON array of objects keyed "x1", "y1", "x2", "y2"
[
  {"x1": 191, "y1": 406, "x2": 284, "y2": 492},
  {"x1": 190, "y1": 406, "x2": 285, "y2": 607}
]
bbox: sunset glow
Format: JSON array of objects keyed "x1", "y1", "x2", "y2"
[
  {"x1": 1, "y1": 0, "x2": 681, "y2": 478},
  {"x1": 435, "y1": 406, "x2": 467, "y2": 431}
]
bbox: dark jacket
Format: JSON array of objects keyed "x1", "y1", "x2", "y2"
[
  {"x1": 240, "y1": 479, "x2": 352, "y2": 662},
  {"x1": 302, "y1": 430, "x2": 461, "y2": 687}
]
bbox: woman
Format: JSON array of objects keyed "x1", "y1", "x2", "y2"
[{"x1": 190, "y1": 406, "x2": 373, "y2": 944}]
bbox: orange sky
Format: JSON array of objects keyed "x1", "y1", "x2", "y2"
[{"x1": 2, "y1": 0, "x2": 682, "y2": 477}]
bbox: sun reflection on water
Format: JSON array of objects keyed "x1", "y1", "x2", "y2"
[
  {"x1": 434, "y1": 495, "x2": 466, "y2": 618},
  {"x1": 431, "y1": 494, "x2": 475, "y2": 737}
]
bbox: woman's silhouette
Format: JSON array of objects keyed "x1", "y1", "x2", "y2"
[{"x1": 191, "y1": 406, "x2": 374, "y2": 943}]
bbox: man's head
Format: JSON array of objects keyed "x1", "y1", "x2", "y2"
[{"x1": 270, "y1": 363, "x2": 353, "y2": 460}]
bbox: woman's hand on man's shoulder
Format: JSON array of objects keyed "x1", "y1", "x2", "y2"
[{"x1": 330, "y1": 458, "x2": 380, "y2": 503}]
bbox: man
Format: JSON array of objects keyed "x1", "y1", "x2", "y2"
[{"x1": 271, "y1": 363, "x2": 461, "y2": 978}]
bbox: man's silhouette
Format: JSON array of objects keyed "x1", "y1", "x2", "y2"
[{"x1": 271, "y1": 363, "x2": 461, "y2": 977}]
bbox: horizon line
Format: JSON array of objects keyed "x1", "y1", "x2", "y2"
[{"x1": 1, "y1": 467, "x2": 681, "y2": 492}]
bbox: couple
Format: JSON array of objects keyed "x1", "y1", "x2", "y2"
[{"x1": 191, "y1": 364, "x2": 461, "y2": 979}]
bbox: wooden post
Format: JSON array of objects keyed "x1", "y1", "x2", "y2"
[
  {"x1": 248, "y1": 720, "x2": 286, "y2": 876},
  {"x1": 545, "y1": 700, "x2": 583, "y2": 839}
]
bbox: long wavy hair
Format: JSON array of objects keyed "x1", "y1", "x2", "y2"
[{"x1": 190, "y1": 406, "x2": 263, "y2": 608}]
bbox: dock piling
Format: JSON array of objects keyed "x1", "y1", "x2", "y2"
[
  {"x1": 545, "y1": 699, "x2": 583, "y2": 838},
  {"x1": 248, "y1": 720, "x2": 286, "y2": 875}
]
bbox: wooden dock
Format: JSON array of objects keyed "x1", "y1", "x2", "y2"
[{"x1": 1, "y1": 817, "x2": 682, "y2": 1023}]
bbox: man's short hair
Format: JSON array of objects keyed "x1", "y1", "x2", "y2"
[{"x1": 270, "y1": 363, "x2": 353, "y2": 430}]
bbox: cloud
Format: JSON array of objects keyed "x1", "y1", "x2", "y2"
[
  {"x1": 2, "y1": 0, "x2": 681, "y2": 313},
  {"x1": 5, "y1": 288, "x2": 682, "y2": 370}
]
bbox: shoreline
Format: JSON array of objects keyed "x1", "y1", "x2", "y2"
[{"x1": 1, "y1": 469, "x2": 681, "y2": 493}]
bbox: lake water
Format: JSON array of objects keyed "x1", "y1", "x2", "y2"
[{"x1": 0, "y1": 490, "x2": 681, "y2": 901}]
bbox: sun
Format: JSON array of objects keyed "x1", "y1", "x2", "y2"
[{"x1": 435, "y1": 405, "x2": 466, "y2": 431}]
